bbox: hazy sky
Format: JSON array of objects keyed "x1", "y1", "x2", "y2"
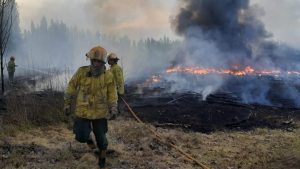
[
  {"x1": 251, "y1": 0, "x2": 300, "y2": 48},
  {"x1": 16, "y1": 0, "x2": 178, "y2": 40},
  {"x1": 16, "y1": 0, "x2": 300, "y2": 47}
]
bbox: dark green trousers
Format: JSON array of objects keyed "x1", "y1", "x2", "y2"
[
  {"x1": 8, "y1": 71, "x2": 14, "y2": 82},
  {"x1": 73, "y1": 118, "x2": 108, "y2": 150}
]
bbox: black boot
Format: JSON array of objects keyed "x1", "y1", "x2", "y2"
[{"x1": 98, "y1": 150, "x2": 106, "y2": 168}]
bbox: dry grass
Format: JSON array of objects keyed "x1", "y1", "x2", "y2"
[
  {"x1": 1, "y1": 73, "x2": 299, "y2": 168},
  {"x1": 1, "y1": 90, "x2": 65, "y2": 129},
  {"x1": 0, "y1": 117, "x2": 299, "y2": 169}
]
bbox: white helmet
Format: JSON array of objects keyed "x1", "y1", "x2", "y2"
[
  {"x1": 107, "y1": 53, "x2": 119, "y2": 60},
  {"x1": 86, "y1": 46, "x2": 107, "y2": 62}
]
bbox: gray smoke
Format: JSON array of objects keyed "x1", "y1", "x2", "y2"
[
  {"x1": 172, "y1": 0, "x2": 300, "y2": 68},
  {"x1": 168, "y1": 0, "x2": 300, "y2": 106}
]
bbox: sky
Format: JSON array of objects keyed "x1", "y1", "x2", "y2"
[
  {"x1": 16, "y1": 0, "x2": 300, "y2": 47},
  {"x1": 251, "y1": 0, "x2": 300, "y2": 48},
  {"x1": 16, "y1": 0, "x2": 178, "y2": 40}
]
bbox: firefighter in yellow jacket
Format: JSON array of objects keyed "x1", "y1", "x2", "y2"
[
  {"x1": 107, "y1": 53, "x2": 124, "y2": 96},
  {"x1": 64, "y1": 46, "x2": 118, "y2": 168},
  {"x1": 107, "y1": 53, "x2": 125, "y2": 114},
  {"x1": 7, "y1": 56, "x2": 17, "y2": 83}
]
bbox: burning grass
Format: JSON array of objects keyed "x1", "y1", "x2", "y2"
[{"x1": 166, "y1": 65, "x2": 300, "y2": 77}]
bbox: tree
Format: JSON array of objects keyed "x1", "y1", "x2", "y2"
[{"x1": 0, "y1": 0, "x2": 16, "y2": 94}]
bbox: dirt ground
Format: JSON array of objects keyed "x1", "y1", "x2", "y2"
[{"x1": 0, "y1": 116, "x2": 300, "y2": 169}]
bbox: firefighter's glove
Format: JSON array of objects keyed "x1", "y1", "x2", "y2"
[
  {"x1": 118, "y1": 93, "x2": 124, "y2": 98},
  {"x1": 109, "y1": 106, "x2": 118, "y2": 120}
]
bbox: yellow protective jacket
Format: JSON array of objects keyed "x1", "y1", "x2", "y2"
[
  {"x1": 7, "y1": 60, "x2": 16, "y2": 73},
  {"x1": 64, "y1": 66, "x2": 118, "y2": 119},
  {"x1": 109, "y1": 64, "x2": 125, "y2": 95}
]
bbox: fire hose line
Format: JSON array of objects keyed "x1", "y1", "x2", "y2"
[{"x1": 120, "y1": 97, "x2": 211, "y2": 169}]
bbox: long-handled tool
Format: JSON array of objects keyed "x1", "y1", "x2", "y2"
[{"x1": 120, "y1": 96, "x2": 211, "y2": 169}]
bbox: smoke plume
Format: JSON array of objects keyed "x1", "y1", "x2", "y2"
[
  {"x1": 168, "y1": 0, "x2": 300, "y2": 106},
  {"x1": 172, "y1": 0, "x2": 300, "y2": 68}
]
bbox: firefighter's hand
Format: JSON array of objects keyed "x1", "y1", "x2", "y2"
[
  {"x1": 109, "y1": 107, "x2": 118, "y2": 120},
  {"x1": 118, "y1": 93, "x2": 124, "y2": 98},
  {"x1": 64, "y1": 105, "x2": 71, "y2": 116},
  {"x1": 109, "y1": 114, "x2": 116, "y2": 120}
]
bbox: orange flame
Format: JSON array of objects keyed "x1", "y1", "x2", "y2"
[
  {"x1": 146, "y1": 75, "x2": 161, "y2": 83},
  {"x1": 166, "y1": 66, "x2": 298, "y2": 76}
]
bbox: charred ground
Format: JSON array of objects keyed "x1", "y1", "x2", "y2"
[{"x1": 0, "y1": 76, "x2": 299, "y2": 169}]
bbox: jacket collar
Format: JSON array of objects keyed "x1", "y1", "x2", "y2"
[{"x1": 86, "y1": 65, "x2": 106, "y2": 77}]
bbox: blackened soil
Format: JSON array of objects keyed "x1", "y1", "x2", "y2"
[{"x1": 125, "y1": 93, "x2": 300, "y2": 133}]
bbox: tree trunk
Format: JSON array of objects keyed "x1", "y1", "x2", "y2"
[
  {"x1": 0, "y1": 53, "x2": 3, "y2": 94},
  {"x1": 0, "y1": 0, "x2": 15, "y2": 95},
  {"x1": 0, "y1": 2, "x2": 4, "y2": 95}
]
